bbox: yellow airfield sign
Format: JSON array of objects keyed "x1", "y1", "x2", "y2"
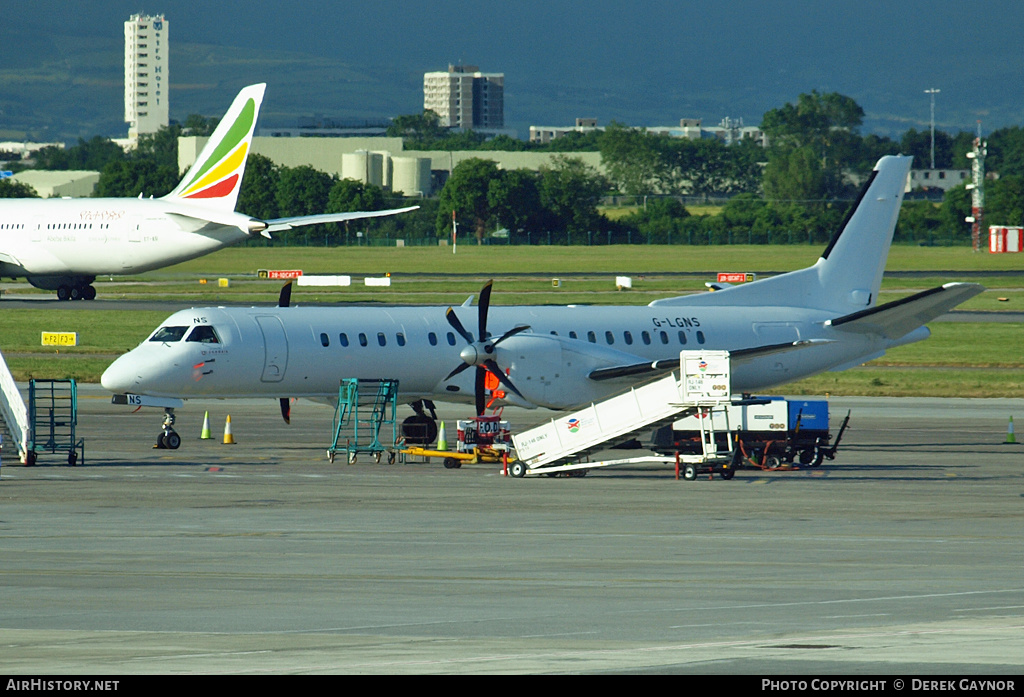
[{"x1": 41, "y1": 332, "x2": 78, "y2": 347}]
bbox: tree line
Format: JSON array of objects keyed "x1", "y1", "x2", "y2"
[{"x1": 5, "y1": 91, "x2": 1024, "y2": 246}]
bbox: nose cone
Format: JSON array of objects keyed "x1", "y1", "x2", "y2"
[{"x1": 101, "y1": 353, "x2": 141, "y2": 392}]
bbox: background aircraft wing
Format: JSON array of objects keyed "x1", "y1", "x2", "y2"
[
  {"x1": 263, "y1": 206, "x2": 419, "y2": 234},
  {"x1": 826, "y1": 282, "x2": 985, "y2": 340}
]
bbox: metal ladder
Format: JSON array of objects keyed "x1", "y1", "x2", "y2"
[
  {"x1": 328, "y1": 378, "x2": 399, "y2": 464},
  {"x1": 29, "y1": 379, "x2": 85, "y2": 466}
]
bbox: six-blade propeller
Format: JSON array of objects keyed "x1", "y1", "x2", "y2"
[{"x1": 444, "y1": 280, "x2": 530, "y2": 414}]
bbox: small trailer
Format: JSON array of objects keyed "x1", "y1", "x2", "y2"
[
  {"x1": 651, "y1": 397, "x2": 849, "y2": 469},
  {"x1": 401, "y1": 415, "x2": 512, "y2": 469}
]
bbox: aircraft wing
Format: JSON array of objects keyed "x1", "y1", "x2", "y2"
[
  {"x1": 262, "y1": 206, "x2": 420, "y2": 234},
  {"x1": 825, "y1": 282, "x2": 985, "y2": 340},
  {"x1": 587, "y1": 339, "x2": 833, "y2": 381}
]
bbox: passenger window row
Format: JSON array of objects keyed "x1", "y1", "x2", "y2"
[{"x1": 318, "y1": 328, "x2": 704, "y2": 348}]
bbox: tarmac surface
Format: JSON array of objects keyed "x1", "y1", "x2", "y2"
[{"x1": 1, "y1": 387, "x2": 1023, "y2": 675}]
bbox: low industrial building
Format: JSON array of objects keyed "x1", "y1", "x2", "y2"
[
  {"x1": 177, "y1": 136, "x2": 604, "y2": 198},
  {"x1": 8, "y1": 170, "x2": 100, "y2": 198}
]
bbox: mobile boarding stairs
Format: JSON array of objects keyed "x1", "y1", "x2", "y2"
[{"x1": 509, "y1": 350, "x2": 739, "y2": 479}]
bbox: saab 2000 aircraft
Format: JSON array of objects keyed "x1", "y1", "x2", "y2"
[
  {"x1": 0, "y1": 83, "x2": 416, "y2": 300},
  {"x1": 102, "y1": 155, "x2": 984, "y2": 449}
]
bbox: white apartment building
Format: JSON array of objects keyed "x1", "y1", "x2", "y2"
[
  {"x1": 423, "y1": 64, "x2": 504, "y2": 130},
  {"x1": 124, "y1": 13, "x2": 169, "y2": 139}
]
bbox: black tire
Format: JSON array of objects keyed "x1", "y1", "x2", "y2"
[
  {"x1": 387, "y1": 452, "x2": 396, "y2": 465},
  {"x1": 683, "y1": 464, "x2": 697, "y2": 480},
  {"x1": 765, "y1": 455, "x2": 781, "y2": 469},
  {"x1": 443, "y1": 457, "x2": 459, "y2": 469},
  {"x1": 165, "y1": 431, "x2": 181, "y2": 450},
  {"x1": 156, "y1": 432, "x2": 168, "y2": 449},
  {"x1": 510, "y1": 461, "x2": 527, "y2": 478},
  {"x1": 24, "y1": 451, "x2": 37, "y2": 467},
  {"x1": 68, "y1": 451, "x2": 78, "y2": 466},
  {"x1": 56, "y1": 285, "x2": 71, "y2": 301}
]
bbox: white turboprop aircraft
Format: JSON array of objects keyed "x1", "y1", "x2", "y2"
[
  {"x1": 0, "y1": 83, "x2": 416, "y2": 300},
  {"x1": 102, "y1": 155, "x2": 983, "y2": 449}
]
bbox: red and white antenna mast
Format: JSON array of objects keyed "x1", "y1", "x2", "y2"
[{"x1": 966, "y1": 121, "x2": 986, "y2": 252}]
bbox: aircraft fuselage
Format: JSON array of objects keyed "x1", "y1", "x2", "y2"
[
  {"x1": 0, "y1": 197, "x2": 253, "y2": 279},
  {"x1": 101, "y1": 302, "x2": 888, "y2": 411}
]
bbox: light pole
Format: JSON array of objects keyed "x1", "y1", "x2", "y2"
[{"x1": 924, "y1": 88, "x2": 940, "y2": 169}]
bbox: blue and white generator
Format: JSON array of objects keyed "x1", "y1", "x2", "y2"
[{"x1": 651, "y1": 397, "x2": 849, "y2": 468}]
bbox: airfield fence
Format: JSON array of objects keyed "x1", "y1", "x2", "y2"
[{"x1": 247, "y1": 230, "x2": 967, "y2": 248}]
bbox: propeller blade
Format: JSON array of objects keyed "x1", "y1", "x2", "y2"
[
  {"x1": 278, "y1": 281, "x2": 292, "y2": 308},
  {"x1": 484, "y1": 359, "x2": 526, "y2": 400},
  {"x1": 493, "y1": 324, "x2": 530, "y2": 346},
  {"x1": 478, "y1": 280, "x2": 493, "y2": 340},
  {"x1": 445, "y1": 361, "x2": 472, "y2": 381},
  {"x1": 475, "y1": 366, "x2": 486, "y2": 416},
  {"x1": 279, "y1": 397, "x2": 291, "y2": 424},
  {"x1": 445, "y1": 307, "x2": 474, "y2": 344}
]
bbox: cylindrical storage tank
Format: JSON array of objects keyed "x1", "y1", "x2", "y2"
[
  {"x1": 374, "y1": 151, "x2": 393, "y2": 191},
  {"x1": 391, "y1": 156, "x2": 432, "y2": 197},
  {"x1": 341, "y1": 150, "x2": 384, "y2": 186}
]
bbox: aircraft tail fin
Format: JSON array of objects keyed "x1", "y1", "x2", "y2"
[
  {"x1": 163, "y1": 83, "x2": 266, "y2": 212},
  {"x1": 650, "y1": 155, "x2": 912, "y2": 313}
]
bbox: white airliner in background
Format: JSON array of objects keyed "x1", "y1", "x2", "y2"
[
  {"x1": 0, "y1": 83, "x2": 415, "y2": 300},
  {"x1": 102, "y1": 155, "x2": 983, "y2": 449}
]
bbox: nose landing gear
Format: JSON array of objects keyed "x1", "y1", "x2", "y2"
[{"x1": 155, "y1": 408, "x2": 181, "y2": 449}]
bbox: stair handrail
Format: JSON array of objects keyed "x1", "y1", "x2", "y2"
[{"x1": 0, "y1": 349, "x2": 31, "y2": 463}]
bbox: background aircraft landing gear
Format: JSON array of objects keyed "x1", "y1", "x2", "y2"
[
  {"x1": 56, "y1": 283, "x2": 96, "y2": 301},
  {"x1": 155, "y1": 408, "x2": 181, "y2": 449}
]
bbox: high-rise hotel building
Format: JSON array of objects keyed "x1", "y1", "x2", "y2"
[
  {"x1": 124, "y1": 13, "x2": 169, "y2": 139},
  {"x1": 423, "y1": 65, "x2": 504, "y2": 130}
]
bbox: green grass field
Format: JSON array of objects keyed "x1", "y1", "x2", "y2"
[{"x1": 1, "y1": 244, "x2": 1020, "y2": 396}]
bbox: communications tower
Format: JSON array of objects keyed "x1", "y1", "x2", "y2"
[{"x1": 965, "y1": 123, "x2": 986, "y2": 252}]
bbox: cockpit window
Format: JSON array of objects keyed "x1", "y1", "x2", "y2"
[
  {"x1": 186, "y1": 326, "x2": 221, "y2": 344},
  {"x1": 149, "y1": 326, "x2": 188, "y2": 342}
]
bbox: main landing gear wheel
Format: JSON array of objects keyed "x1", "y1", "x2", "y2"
[{"x1": 55, "y1": 283, "x2": 96, "y2": 301}]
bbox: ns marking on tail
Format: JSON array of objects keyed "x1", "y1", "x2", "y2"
[{"x1": 0, "y1": 83, "x2": 416, "y2": 300}]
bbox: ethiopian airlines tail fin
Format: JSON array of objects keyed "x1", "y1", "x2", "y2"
[
  {"x1": 650, "y1": 155, "x2": 913, "y2": 313},
  {"x1": 163, "y1": 83, "x2": 266, "y2": 212}
]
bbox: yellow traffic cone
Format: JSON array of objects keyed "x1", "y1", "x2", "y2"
[
  {"x1": 1006, "y1": 416, "x2": 1017, "y2": 444},
  {"x1": 223, "y1": 415, "x2": 236, "y2": 444},
  {"x1": 437, "y1": 421, "x2": 448, "y2": 451},
  {"x1": 200, "y1": 411, "x2": 212, "y2": 440}
]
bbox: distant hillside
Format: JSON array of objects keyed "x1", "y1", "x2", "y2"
[{"x1": 2, "y1": 3, "x2": 1023, "y2": 145}]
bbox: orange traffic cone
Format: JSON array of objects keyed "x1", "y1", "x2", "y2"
[{"x1": 222, "y1": 415, "x2": 236, "y2": 444}]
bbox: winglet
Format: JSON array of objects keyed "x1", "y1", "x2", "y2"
[{"x1": 164, "y1": 83, "x2": 266, "y2": 212}]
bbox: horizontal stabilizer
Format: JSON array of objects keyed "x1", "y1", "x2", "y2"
[
  {"x1": 826, "y1": 282, "x2": 985, "y2": 339},
  {"x1": 263, "y1": 206, "x2": 419, "y2": 233},
  {"x1": 588, "y1": 339, "x2": 832, "y2": 381}
]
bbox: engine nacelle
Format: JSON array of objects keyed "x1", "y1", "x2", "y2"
[{"x1": 496, "y1": 334, "x2": 652, "y2": 410}]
